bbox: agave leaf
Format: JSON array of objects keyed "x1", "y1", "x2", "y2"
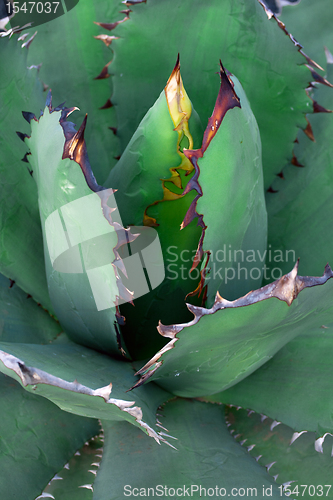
[
  {"x1": 104, "y1": 58, "x2": 203, "y2": 358},
  {"x1": 209, "y1": 328, "x2": 333, "y2": 435},
  {"x1": 0, "y1": 272, "x2": 61, "y2": 343},
  {"x1": 92, "y1": 399, "x2": 283, "y2": 500},
  {"x1": 133, "y1": 264, "x2": 333, "y2": 397},
  {"x1": 0, "y1": 335, "x2": 171, "y2": 442},
  {"x1": 0, "y1": 372, "x2": 99, "y2": 500},
  {"x1": 39, "y1": 432, "x2": 104, "y2": 500},
  {"x1": 226, "y1": 406, "x2": 333, "y2": 500},
  {"x1": 24, "y1": 0, "x2": 122, "y2": 184},
  {"x1": 267, "y1": 62, "x2": 333, "y2": 278},
  {"x1": 0, "y1": 34, "x2": 52, "y2": 311},
  {"x1": 280, "y1": 0, "x2": 333, "y2": 70},
  {"x1": 182, "y1": 66, "x2": 267, "y2": 305},
  {"x1": 108, "y1": 0, "x2": 312, "y2": 189},
  {"x1": 25, "y1": 97, "x2": 135, "y2": 356}
]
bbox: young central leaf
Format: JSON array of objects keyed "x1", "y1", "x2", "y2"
[
  {"x1": 105, "y1": 57, "x2": 203, "y2": 359},
  {"x1": 183, "y1": 64, "x2": 268, "y2": 305}
]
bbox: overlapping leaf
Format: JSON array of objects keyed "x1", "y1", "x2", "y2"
[
  {"x1": 267, "y1": 63, "x2": 333, "y2": 278},
  {"x1": 0, "y1": 372, "x2": 99, "y2": 500},
  {"x1": 134, "y1": 264, "x2": 333, "y2": 397},
  {"x1": 0, "y1": 335, "x2": 172, "y2": 441},
  {"x1": 209, "y1": 329, "x2": 333, "y2": 435},
  {"x1": 0, "y1": 34, "x2": 51, "y2": 311},
  {"x1": 108, "y1": 0, "x2": 312, "y2": 189},
  {"x1": 93, "y1": 399, "x2": 284, "y2": 500},
  {"x1": 225, "y1": 406, "x2": 333, "y2": 500}
]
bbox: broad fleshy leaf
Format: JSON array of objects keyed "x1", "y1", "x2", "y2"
[
  {"x1": 280, "y1": 0, "x2": 333, "y2": 70},
  {"x1": 0, "y1": 272, "x2": 61, "y2": 343},
  {"x1": 209, "y1": 329, "x2": 333, "y2": 435},
  {"x1": 25, "y1": 97, "x2": 134, "y2": 356},
  {"x1": 225, "y1": 406, "x2": 333, "y2": 500},
  {"x1": 0, "y1": 372, "x2": 99, "y2": 500},
  {"x1": 92, "y1": 399, "x2": 284, "y2": 500},
  {"x1": 104, "y1": 58, "x2": 203, "y2": 359},
  {"x1": 134, "y1": 264, "x2": 333, "y2": 397},
  {"x1": 266, "y1": 62, "x2": 333, "y2": 278},
  {"x1": 182, "y1": 66, "x2": 267, "y2": 305},
  {"x1": 108, "y1": 0, "x2": 313, "y2": 189},
  {"x1": 0, "y1": 335, "x2": 171, "y2": 442},
  {"x1": 39, "y1": 431, "x2": 104, "y2": 500},
  {"x1": 23, "y1": 1, "x2": 121, "y2": 184},
  {"x1": 0, "y1": 34, "x2": 52, "y2": 311}
]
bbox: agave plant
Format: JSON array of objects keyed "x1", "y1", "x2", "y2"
[{"x1": 1, "y1": 0, "x2": 333, "y2": 498}]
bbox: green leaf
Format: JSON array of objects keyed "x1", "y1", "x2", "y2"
[
  {"x1": 93, "y1": 399, "x2": 283, "y2": 500},
  {"x1": 267, "y1": 62, "x2": 333, "y2": 278},
  {"x1": 134, "y1": 264, "x2": 333, "y2": 398},
  {"x1": 109, "y1": 0, "x2": 311, "y2": 189},
  {"x1": 183, "y1": 69, "x2": 267, "y2": 305},
  {"x1": 26, "y1": 100, "x2": 133, "y2": 356},
  {"x1": 0, "y1": 372, "x2": 99, "y2": 500},
  {"x1": 25, "y1": 1, "x2": 122, "y2": 184},
  {"x1": 0, "y1": 335, "x2": 172, "y2": 441},
  {"x1": 39, "y1": 432, "x2": 104, "y2": 500},
  {"x1": 209, "y1": 328, "x2": 333, "y2": 435},
  {"x1": 105, "y1": 59, "x2": 203, "y2": 359},
  {"x1": 0, "y1": 272, "x2": 61, "y2": 343},
  {"x1": 280, "y1": 0, "x2": 333, "y2": 70},
  {"x1": 0, "y1": 34, "x2": 52, "y2": 312},
  {"x1": 226, "y1": 406, "x2": 333, "y2": 500}
]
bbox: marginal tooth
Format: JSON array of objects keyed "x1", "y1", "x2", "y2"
[
  {"x1": 163, "y1": 440, "x2": 178, "y2": 450},
  {"x1": 21, "y1": 31, "x2": 37, "y2": 49},
  {"x1": 79, "y1": 485, "x2": 94, "y2": 491},
  {"x1": 247, "y1": 410, "x2": 255, "y2": 417},
  {"x1": 16, "y1": 131, "x2": 29, "y2": 142},
  {"x1": 270, "y1": 421, "x2": 281, "y2": 431},
  {"x1": 290, "y1": 431, "x2": 307, "y2": 445},
  {"x1": 255, "y1": 455, "x2": 262, "y2": 462},
  {"x1": 64, "y1": 463, "x2": 70, "y2": 470},
  {"x1": 236, "y1": 406, "x2": 242, "y2": 411},
  {"x1": 95, "y1": 454, "x2": 103, "y2": 458},
  {"x1": 35, "y1": 494, "x2": 55, "y2": 499},
  {"x1": 88, "y1": 470, "x2": 98, "y2": 476},
  {"x1": 156, "y1": 423, "x2": 169, "y2": 431},
  {"x1": 247, "y1": 444, "x2": 256, "y2": 452},
  {"x1": 99, "y1": 98, "x2": 113, "y2": 109},
  {"x1": 22, "y1": 111, "x2": 37, "y2": 123},
  {"x1": 51, "y1": 474, "x2": 63, "y2": 481},
  {"x1": 18, "y1": 33, "x2": 29, "y2": 42},
  {"x1": 273, "y1": 475, "x2": 279, "y2": 482},
  {"x1": 234, "y1": 434, "x2": 241, "y2": 439},
  {"x1": 315, "y1": 433, "x2": 333, "y2": 453},
  {"x1": 230, "y1": 429, "x2": 235, "y2": 435},
  {"x1": 282, "y1": 481, "x2": 296, "y2": 489},
  {"x1": 91, "y1": 463, "x2": 101, "y2": 467},
  {"x1": 265, "y1": 461, "x2": 276, "y2": 472},
  {"x1": 240, "y1": 439, "x2": 247, "y2": 446},
  {"x1": 94, "y1": 34, "x2": 119, "y2": 47},
  {"x1": 226, "y1": 423, "x2": 232, "y2": 428},
  {"x1": 158, "y1": 432, "x2": 178, "y2": 440},
  {"x1": 325, "y1": 46, "x2": 333, "y2": 64},
  {"x1": 260, "y1": 414, "x2": 268, "y2": 423},
  {"x1": 74, "y1": 451, "x2": 81, "y2": 456}
]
